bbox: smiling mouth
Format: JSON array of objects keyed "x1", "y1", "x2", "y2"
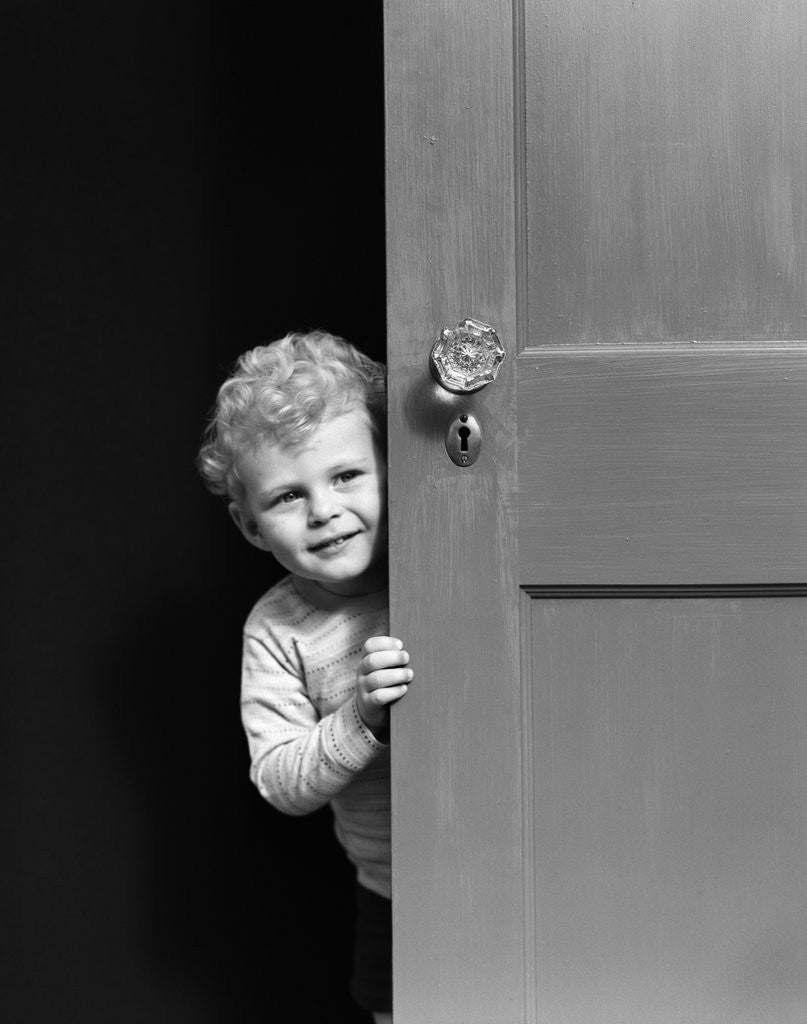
[{"x1": 309, "y1": 532, "x2": 359, "y2": 553}]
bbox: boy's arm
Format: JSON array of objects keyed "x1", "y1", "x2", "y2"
[{"x1": 241, "y1": 630, "x2": 387, "y2": 816}]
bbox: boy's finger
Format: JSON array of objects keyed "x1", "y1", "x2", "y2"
[
  {"x1": 364, "y1": 667, "x2": 414, "y2": 690},
  {"x1": 364, "y1": 634, "x2": 403, "y2": 651},
  {"x1": 361, "y1": 649, "x2": 410, "y2": 673},
  {"x1": 373, "y1": 683, "x2": 409, "y2": 706}
]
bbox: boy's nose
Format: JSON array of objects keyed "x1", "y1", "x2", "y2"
[{"x1": 308, "y1": 493, "x2": 340, "y2": 526}]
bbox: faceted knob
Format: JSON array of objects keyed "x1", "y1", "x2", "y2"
[{"x1": 429, "y1": 318, "x2": 505, "y2": 394}]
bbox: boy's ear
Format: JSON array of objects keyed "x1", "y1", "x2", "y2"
[{"x1": 228, "y1": 501, "x2": 269, "y2": 551}]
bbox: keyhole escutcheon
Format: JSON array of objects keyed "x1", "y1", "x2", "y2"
[{"x1": 445, "y1": 412, "x2": 482, "y2": 467}]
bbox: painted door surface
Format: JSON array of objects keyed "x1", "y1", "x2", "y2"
[{"x1": 385, "y1": 3, "x2": 807, "y2": 1022}]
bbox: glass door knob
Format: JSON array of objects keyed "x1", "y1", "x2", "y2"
[{"x1": 429, "y1": 317, "x2": 505, "y2": 394}]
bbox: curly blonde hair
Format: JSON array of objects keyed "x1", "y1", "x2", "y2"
[{"x1": 198, "y1": 331, "x2": 386, "y2": 502}]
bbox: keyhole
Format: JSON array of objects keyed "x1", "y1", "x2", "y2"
[{"x1": 445, "y1": 411, "x2": 480, "y2": 467}]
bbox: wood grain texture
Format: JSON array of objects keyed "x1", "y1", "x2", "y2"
[
  {"x1": 518, "y1": 345, "x2": 807, "y2": 584},
  {"x1": 384, "y1": 1, "x2": 524, "y2": 1021},
  {"x1": 525, "y1": 595, "x2": 807, "y2": 1022},
  {"x1": 525, "y1": 0, "x2": 807, "y2": 344},
  {"x1": 387, "y1": 0, "x2": 807, "y2": 1019}
]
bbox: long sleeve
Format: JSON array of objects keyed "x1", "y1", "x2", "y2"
[
  {"x1": 241, "y1": 628, "x2": 387, "y2": 816},
  {"x1": 238, "y1": 575, "x2": 392, "y2": 898}
]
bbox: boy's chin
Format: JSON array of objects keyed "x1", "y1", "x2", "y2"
[{"x1": 313, "y1": 562, "x2": 388, "y2": 597}]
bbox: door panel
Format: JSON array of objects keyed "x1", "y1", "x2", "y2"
[
  {"x1": 526, "y1": 0, "x2": 807, "y2": 343},
  {"x1": 524, "y1": 594, "x2": 807, "y2": 1022},
  {"x1": 385, "y1": 1, "x2": 807, "y2": 1021},
  {"x1": 518, "y1": 348, "x2": 807, "y2": 583}
]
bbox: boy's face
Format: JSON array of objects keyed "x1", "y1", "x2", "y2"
[{"x1": 230, "y1": 408, "x2": 387, "y2": 596}]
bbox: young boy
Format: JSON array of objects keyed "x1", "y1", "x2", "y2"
[{"x1": 198, "y1": 331, "x2": 409, "y2": 1023}]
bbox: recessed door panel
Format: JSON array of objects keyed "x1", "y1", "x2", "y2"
[
  {"x1": 526, "y1": 0, "x2": 807, "y2": 344},
  {"x1": 525, "y1": 594, "x2": 807, "y2": 1022}
]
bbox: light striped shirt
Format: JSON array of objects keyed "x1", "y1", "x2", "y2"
[{"x1": 240, "y1": 574, "x2": 391, "y2": 898}]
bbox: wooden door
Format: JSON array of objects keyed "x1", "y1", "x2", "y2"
[{"x1": 385, "y1": 2, "x2": 807, "y2": 1021}]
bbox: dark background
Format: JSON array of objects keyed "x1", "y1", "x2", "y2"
[{"x1": 2, "y1": 3, "x2": 385, "y2": 1021}]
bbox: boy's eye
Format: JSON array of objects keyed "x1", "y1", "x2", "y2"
[
  {"x1": 272, "y1": 490, "x2": 300, "y2": 507},
  {"x1": 337, "y1": 470, "x2": 361, "y2": 484}
]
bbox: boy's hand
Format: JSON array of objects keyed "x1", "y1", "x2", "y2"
[{"x1": 356, "y1": 636, "x2": 412, "y2": 741}]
